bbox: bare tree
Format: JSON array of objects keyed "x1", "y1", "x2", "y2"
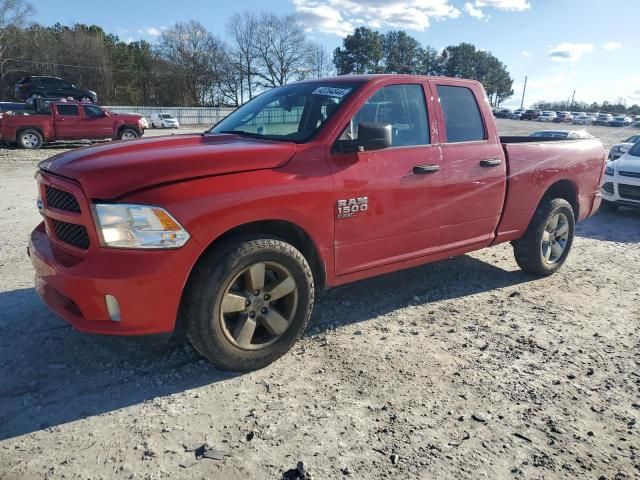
[
  {"x1": 0, "y1": 0, "x2": 34, "y2": 95},
  {"x1": 307, "y1": 42, "x2": 333, "y2": 78},
  {"x1": 157, "y1": 21, "x2": 223, "y2": 106},
  {"x1": 227, "y1": 11, "x2": 257, "y2": 102},
  {"x1": 253, "y1": 13, "x2": 308, "y2": 88}
]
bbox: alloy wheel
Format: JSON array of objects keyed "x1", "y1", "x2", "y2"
[
  {"x1": 541, "y1": 213, "x2": 570, "y2": 264},
  {"x1": 219, "y1": 261, "x2": 298, "y2": 350}
]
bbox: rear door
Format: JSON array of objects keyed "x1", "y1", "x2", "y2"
[
  {"x1": 53, "y1": 104, "x2": 84, "y2": 139},
  {"x1": 330, "y1": 81, "x2": 444, "y2": 275},
  {"x1": 430, "y1": 80, "x2": 506, "y2": 249}
]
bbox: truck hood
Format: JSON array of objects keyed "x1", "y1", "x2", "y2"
[
  {"x1": 613, "y1": 153, "x2": 640, "y2": 173},
  {"x1": 39, "y1": 133, "x2": 297, "y2": 198}
]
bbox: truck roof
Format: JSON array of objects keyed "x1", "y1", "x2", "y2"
[{"x1": 295, "y1": 74, "x2": 483, "y2": 88}]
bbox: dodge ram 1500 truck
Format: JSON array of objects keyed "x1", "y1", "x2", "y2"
[
  {"x1": 0, "y1": 100, "x2": 144, "y2": 149},
  {"x1": 28, "y1": 75, "x2": 606, "y2": 370}
]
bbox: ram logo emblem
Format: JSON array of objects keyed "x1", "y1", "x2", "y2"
[{"x1": 337, "y1": 197, "x2": 368, "y2": 219}]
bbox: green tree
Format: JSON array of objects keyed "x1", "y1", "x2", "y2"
[
  {"x1": 333, "y1": 27, "x2": 383, "y2": 74},
  {"x1": 382, "y1": 30, "x2": 421, "y2": 74}
]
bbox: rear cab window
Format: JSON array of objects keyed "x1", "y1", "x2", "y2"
[{"x1": 436, "y1": 85, "x2": 486, "y2": 143}]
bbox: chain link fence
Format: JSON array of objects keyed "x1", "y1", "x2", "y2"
[{"x1": 103, "y1": 106, "x2": 236, "y2": 126}]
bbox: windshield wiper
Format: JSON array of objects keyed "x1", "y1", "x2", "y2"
[{"x1": 217, "y1": 130, "x2": 266, "y2": 139}]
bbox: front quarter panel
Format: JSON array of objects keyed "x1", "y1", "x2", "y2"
[{"x1": 122, "y1": 145, "x2": 336, "y2": 285}]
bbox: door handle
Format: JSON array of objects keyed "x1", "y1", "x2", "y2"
[
  {"x1": 480, "y1": 158, "x2": 502, "y2": 167},
  {"x1": 413, "y1": 164, "x2": 440, "y2": 174}
]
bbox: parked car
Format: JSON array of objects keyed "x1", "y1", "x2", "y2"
[
  {"x1": 530, "y1": 130, "x2": 594, "y2": 140},
  {"x1": 601, "y1": 141, "x2": 640, "y2": 211},
  {"x1": 573, "y1": 113, "x2": 593, "y2": 125},
  {"x1": 608, "y1": 135, "x2": 640, "y2": 160},
  {"x1": 537, "y1": 111, "x2": 557, "y2": 122},
  {"x1": 0, "y1": 100, "x2": 144, "y2": 149},
  {"x1": 151, "y1": 113, "x2": 180, "y2": 129},
  {"x1": 14, "y1": 76, "x2": 97, "y2": 104},
  {"x1": 495, "y1": 108, "x2": 512, "y2": 119},
  {"x1": 27, "y1": 75, "x2": 606, "y2": 370},
  {"x1": 510, "y1": 109, "x2": 525, "y2": 119},
  {"x1": 553, "y1": 112, "x2": 573, "y2": 123},
  {"x1": 608, "y1": 115, "x2": 632, "y2": 127},
  {"x1": 521, "y1": 109, "x2": 542, "y2": 120},
  {"x1": 593, "y1": 113, "x2": 614, "y2": 126}
]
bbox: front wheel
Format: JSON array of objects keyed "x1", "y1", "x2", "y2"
[
  {"x1": 513, "y1": 198, "x2": 575, "y2": 276},
  {"x1": 118, "y1": 128, "x2": 139, "y2": 140},
  {"x1": 183, "y1": 237, "x2": 314, "y2": 371}
]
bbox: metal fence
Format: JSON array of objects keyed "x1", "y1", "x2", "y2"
[{"x1": 103, "y1": 106, "x2": 236, "y2": 126}]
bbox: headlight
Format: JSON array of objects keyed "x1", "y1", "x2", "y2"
[
  {"x1": 605, "y1": 164, "x2": 615, "y2": 176},
  {"x1": 93, "y1": 204, "x2": 190, "y2": 249}
]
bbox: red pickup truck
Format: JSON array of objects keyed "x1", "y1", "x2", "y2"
[
  {"x1": 28, "y1": 75, "x2": 605, "y2": 370},
  {"x1": 0, "y1": 100, "x2": 145, "y2": 149}
]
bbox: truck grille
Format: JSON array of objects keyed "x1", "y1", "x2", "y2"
[
  {"x1": 51, "y1": 220, "x2": 90, "y2": 249},
  {"x1": 601, "y1": 182, "x2": 614, "y2": 195},
  {"x1": 619, "y1": 171, "x2": 640, "y2": 179},
  {"x1": 618, "y1": 184, "x2": 640, "y2": 201},
  {"x1": 46, "y1": 186, "x2": 81, "y2": 213}
]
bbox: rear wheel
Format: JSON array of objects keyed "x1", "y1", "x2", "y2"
[
  {"x1": 513, "y1": 198, "x2": 575, "y2": 276},
  {"x1": 17, "y1": 129, "x2": 43, "y2": 149},
  {"x1": 118, "y1": 128, "x2": 139, "y2": 140},
  {"x1": 183, "y1": 237, "x2": 314, "y2": 371},
  {"x1": 27, "y1": 93, "x2": 43, "y2": 103},
  {"x1": 78, "y1": 96, "x2": 93, "y2": 104}
]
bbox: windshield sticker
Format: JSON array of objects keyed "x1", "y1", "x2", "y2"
[{"x1": 312, "y1": 87, "x2": 352, "y2": 98}]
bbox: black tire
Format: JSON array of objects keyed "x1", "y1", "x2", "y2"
[
  {"x1": 601, "y1": 200, "x2": 619, "y2": 212},
  {"x1": 183, "y1": 236, "x2": 314, "y2": 371},
  {"x1": 17, "y1": 129, "x2": 43, "y2": 149},
  {"x1": 27, "y1": 93, "x2": 43, "y2": 102},
  {"x1": 513, "y1": 198, "x2": 575, "y2": 276},
  {"x1": 117, "y1": 128, "x2": 139, "y2": 140},
  {"x1": 78, "y1": 96, "x2": 93, "y2": 104}
]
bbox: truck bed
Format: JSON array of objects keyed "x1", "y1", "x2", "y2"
[{"x1": 494, "y1": 138, "x2": 605, "y2": 244}]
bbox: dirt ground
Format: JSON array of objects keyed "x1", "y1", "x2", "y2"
[{"x1": 0, "y1": 120, "x2": 639, "y2": 479}]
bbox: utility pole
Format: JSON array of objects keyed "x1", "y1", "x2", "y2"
[
  {"x1": 570, "y1": 90, "x2": 575, "y2": 109},
  {"x1": 520, "y1": 76, "x2": 527, "y2": 109}
]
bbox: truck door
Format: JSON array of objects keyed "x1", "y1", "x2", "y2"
[
  {"x1": 330, "y1": 82, "x2": 444, "y2": 276},
  {"x1": 53, "y1": 104, "x2": 83, "y2": 139},
  {"x1": 430, "y1": 80, "x2": 506, "y2": 249},
  {"x1": 81, "y1": 105, "x2": 113, "y2": 139}
]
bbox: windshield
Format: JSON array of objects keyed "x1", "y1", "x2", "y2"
[
  {"x1": 161, "y1": 114, "x2": 174, "y2": 119},
  {"x1": 210, "y1": 82, "x2": 360, "y2": 142}
]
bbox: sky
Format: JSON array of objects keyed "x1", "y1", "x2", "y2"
[{"x1": 28, "y1": 0, "x2": 640, "y2": 108}]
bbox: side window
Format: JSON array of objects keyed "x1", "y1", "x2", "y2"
[
  {"x1": 341, "y1": 84, "x2": 429, "y2": 147},
  {"x1": 437, "y1": 85, "x2": 486, "y2": 143},
  {"x1": 57, "y1": 105, "x2": 79, "y2": 116},
  {"x1": 83, "y1": 105, "x2": 104, "y2": 118}
]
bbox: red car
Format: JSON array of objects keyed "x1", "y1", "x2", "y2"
[
  {"x1": 28, "y1": 75, "x2": 605, "y2": 370},
  {"x1": 0, "y1": 100, "x2": 145, "y2": 149}
]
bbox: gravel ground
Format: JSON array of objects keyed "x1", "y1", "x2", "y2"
[{"x1": 0, "y1": 120, "x2": 639, "y2": 479}]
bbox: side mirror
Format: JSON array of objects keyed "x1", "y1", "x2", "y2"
[{"x1": 336, "y1": 122, "x2": 392, "y2": 153}]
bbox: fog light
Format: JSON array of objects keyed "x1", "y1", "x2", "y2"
[{"x1": 105, "y1": 295, "x2": 121, "y2": 322}]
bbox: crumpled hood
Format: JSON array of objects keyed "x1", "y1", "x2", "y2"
[
  {"x1": 614, "y1": 153, "x2": 640, "y2": 173},
  {"x1": 39, "y1": 133, "x2": 297, "y2": 198}
]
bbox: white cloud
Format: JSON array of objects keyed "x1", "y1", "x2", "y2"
[
  {"x1": 137, "y1": 26, "x2": 162, "y2": 36},
  {"x1": 521, "y1": 50, "x2": 531, "y2": 56},
  {"x1": 548, "y1": 43, "x2": 594, "y2": 63},
  {"x1": 473, "y1": 0, "x2": 530, "y2": 10},
  {"x1": 293, "y1": 0, "x2": 461, "y2": 36},
  {"x1": 464, "y1": 2, "x2": 487, "y2": 20},
  {"x1": 603, "y1": 41, "x2": 622, "y2": 51}
]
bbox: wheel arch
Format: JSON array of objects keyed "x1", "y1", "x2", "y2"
[
  {"x1": 175, "y1": 219, "x2": 326, "y2": 337},
  {"x1": 539, "y1": 179, "x2": 579, "y2": 219}
]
